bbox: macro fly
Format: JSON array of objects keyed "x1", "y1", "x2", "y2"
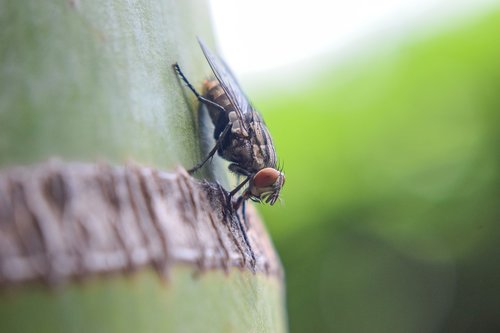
[{"x1": 174, "y1": 38, "x2": 285, "y2": 220}]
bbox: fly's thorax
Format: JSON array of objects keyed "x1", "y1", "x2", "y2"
[
  {"x1": 221, "y1": 137, "x2": 255, "y2": 171},
  {"x1": 249, "y1": 120, "x2": 277, "y2": 170},
  {"x1": 219, "y1": 118, "x2": 277, "y2": 173},
  {"x1": 228, "y1": 110, "x2": 248, "y2": 137}
]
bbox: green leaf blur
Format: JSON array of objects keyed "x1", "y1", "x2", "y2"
[{"x1": 255, "y1": 10, "x2": 500, "y2": 333}]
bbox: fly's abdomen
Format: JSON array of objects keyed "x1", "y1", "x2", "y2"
[
  {"x1": 202, "y1": 79, "x2": 233, "y2": 139},
  {"x1": 204, "y1": 80, "x2": 234, "y2": 112},
  {"x1": 250, "y1": 120, "x2": 277, "y2": 170}
]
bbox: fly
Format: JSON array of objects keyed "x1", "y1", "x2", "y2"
[{"x1": 174, "y1": 38, "x2": 285, "y2": 220}]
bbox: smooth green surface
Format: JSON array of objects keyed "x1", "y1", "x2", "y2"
[
  {"x1": 0, "y1": 1, "x2": 284, "y2": 332},
  {"x1": 0, "y1": 267, "x2": 287, "y2": 333},
  {"x1": 251, "y1": 9, "x2": 500, "y2": 333},
  {"x1": 0, "y1": 0, "x2": 223, "y2": 180}
]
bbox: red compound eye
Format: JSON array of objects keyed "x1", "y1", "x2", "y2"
[{"x1": 253, "y1": 168, "x2": 280, "y2": 188}]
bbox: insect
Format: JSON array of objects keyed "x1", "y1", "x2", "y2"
[{"x1": 174, "y1": 38, "x2": 285, "y2": 219}]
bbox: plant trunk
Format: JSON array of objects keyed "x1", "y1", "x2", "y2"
[{"x1": 0, "y1": 1, "x2": 287, "y2": 332}]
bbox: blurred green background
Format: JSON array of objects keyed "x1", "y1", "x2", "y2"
[{"x1": 250, "y1": 9, "x2": 500, "y2": 333}]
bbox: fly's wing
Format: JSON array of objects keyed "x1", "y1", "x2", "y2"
[{"x1": 198, "y1": 38, "x2": 255, "y2": 134}]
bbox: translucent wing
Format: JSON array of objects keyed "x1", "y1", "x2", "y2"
[{"x1": 198, "y1": 38, "x2": 256, "y2": 133}]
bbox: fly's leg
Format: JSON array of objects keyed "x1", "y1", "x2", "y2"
[
  {"x1": 173, "y1": 63, "x2": 226, "y2": 113},
  {"x1": 226, "y1": 176, "x2": 250, "y2": 220},
  {"x1": 173, "y1": 63, "x2": 231, "y2": 174},
  {"x1": 236, "y1": 205, "x2": 256, "y2": 270},
  {"x1": 219, "y1": 184, "x2": 255, "y2": 269},
  {"x1": 241, "y1": 199, "x2": 249, "y2": 230},
  {"x1": 234, "y1": 175, "x2": 248, "y2": 228},
  {"x1": 229, "y1": 176, "x2": 251, "y2": 198},
  {"x1": 228, "y1": 164, "x2": 252, "y2": 198},
  {"x1": 228, "y1": 165, "x2": 253, "y2": 228},
  {"x1": 216, "y1": 182, "x2": 233, "y2": 227},
  {"x1": 232, "y1": 186, "x2": 251, "y2": 230},
  {"x1": 188, "y1": 123, "x2": 231, "y2": 174},
  {"x1": 234, "y1": 195, "x2": 254, "y2": 268},
  {"x1": 234, "y1": 194, "x2": 250, "y2": 230}
]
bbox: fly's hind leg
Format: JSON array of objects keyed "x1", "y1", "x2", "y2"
[
  {"x1": 173, "y1": 63, "x2": 231, "y2": 174},
  {"x1": 173, "y1": 63, "x2": 226, "y2": 114}
]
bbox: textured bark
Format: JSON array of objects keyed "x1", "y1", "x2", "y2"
[{"x1": 0, "y1": 161, "x2": 282, "y2": 285}]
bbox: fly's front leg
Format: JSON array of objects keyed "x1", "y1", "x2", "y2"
[
  {"x1": 228, "y1": 164, "x2": 252, "y2": 196},
  {"x1": 231, "y1": 174, "x2": 252, "y2": 230},
  {"x1": 228, "y1": 165, "x2": 252, "y2": 223},
  {"x1": 225, "y1": 176, "x2": 250, "y2": 214},
  {"x1": 229, "y1": 175, "x2": 250, "y2": 198}
]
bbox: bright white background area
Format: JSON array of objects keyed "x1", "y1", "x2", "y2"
[{"x1": 209, "y1": 0, "x2": 499, "y2": 76}]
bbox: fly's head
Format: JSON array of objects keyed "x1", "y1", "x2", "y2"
[{"x1": 247, "y1": 167, "x2": 285, "y2": 205}]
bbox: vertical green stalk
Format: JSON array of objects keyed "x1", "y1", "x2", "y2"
[{"x1": 0, "y1": 1, "x2": 288, "y2": 332}]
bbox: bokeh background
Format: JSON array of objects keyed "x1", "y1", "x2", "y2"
[{"x1": 211, "y1": 1, "x2": 500, "y2": 332}]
